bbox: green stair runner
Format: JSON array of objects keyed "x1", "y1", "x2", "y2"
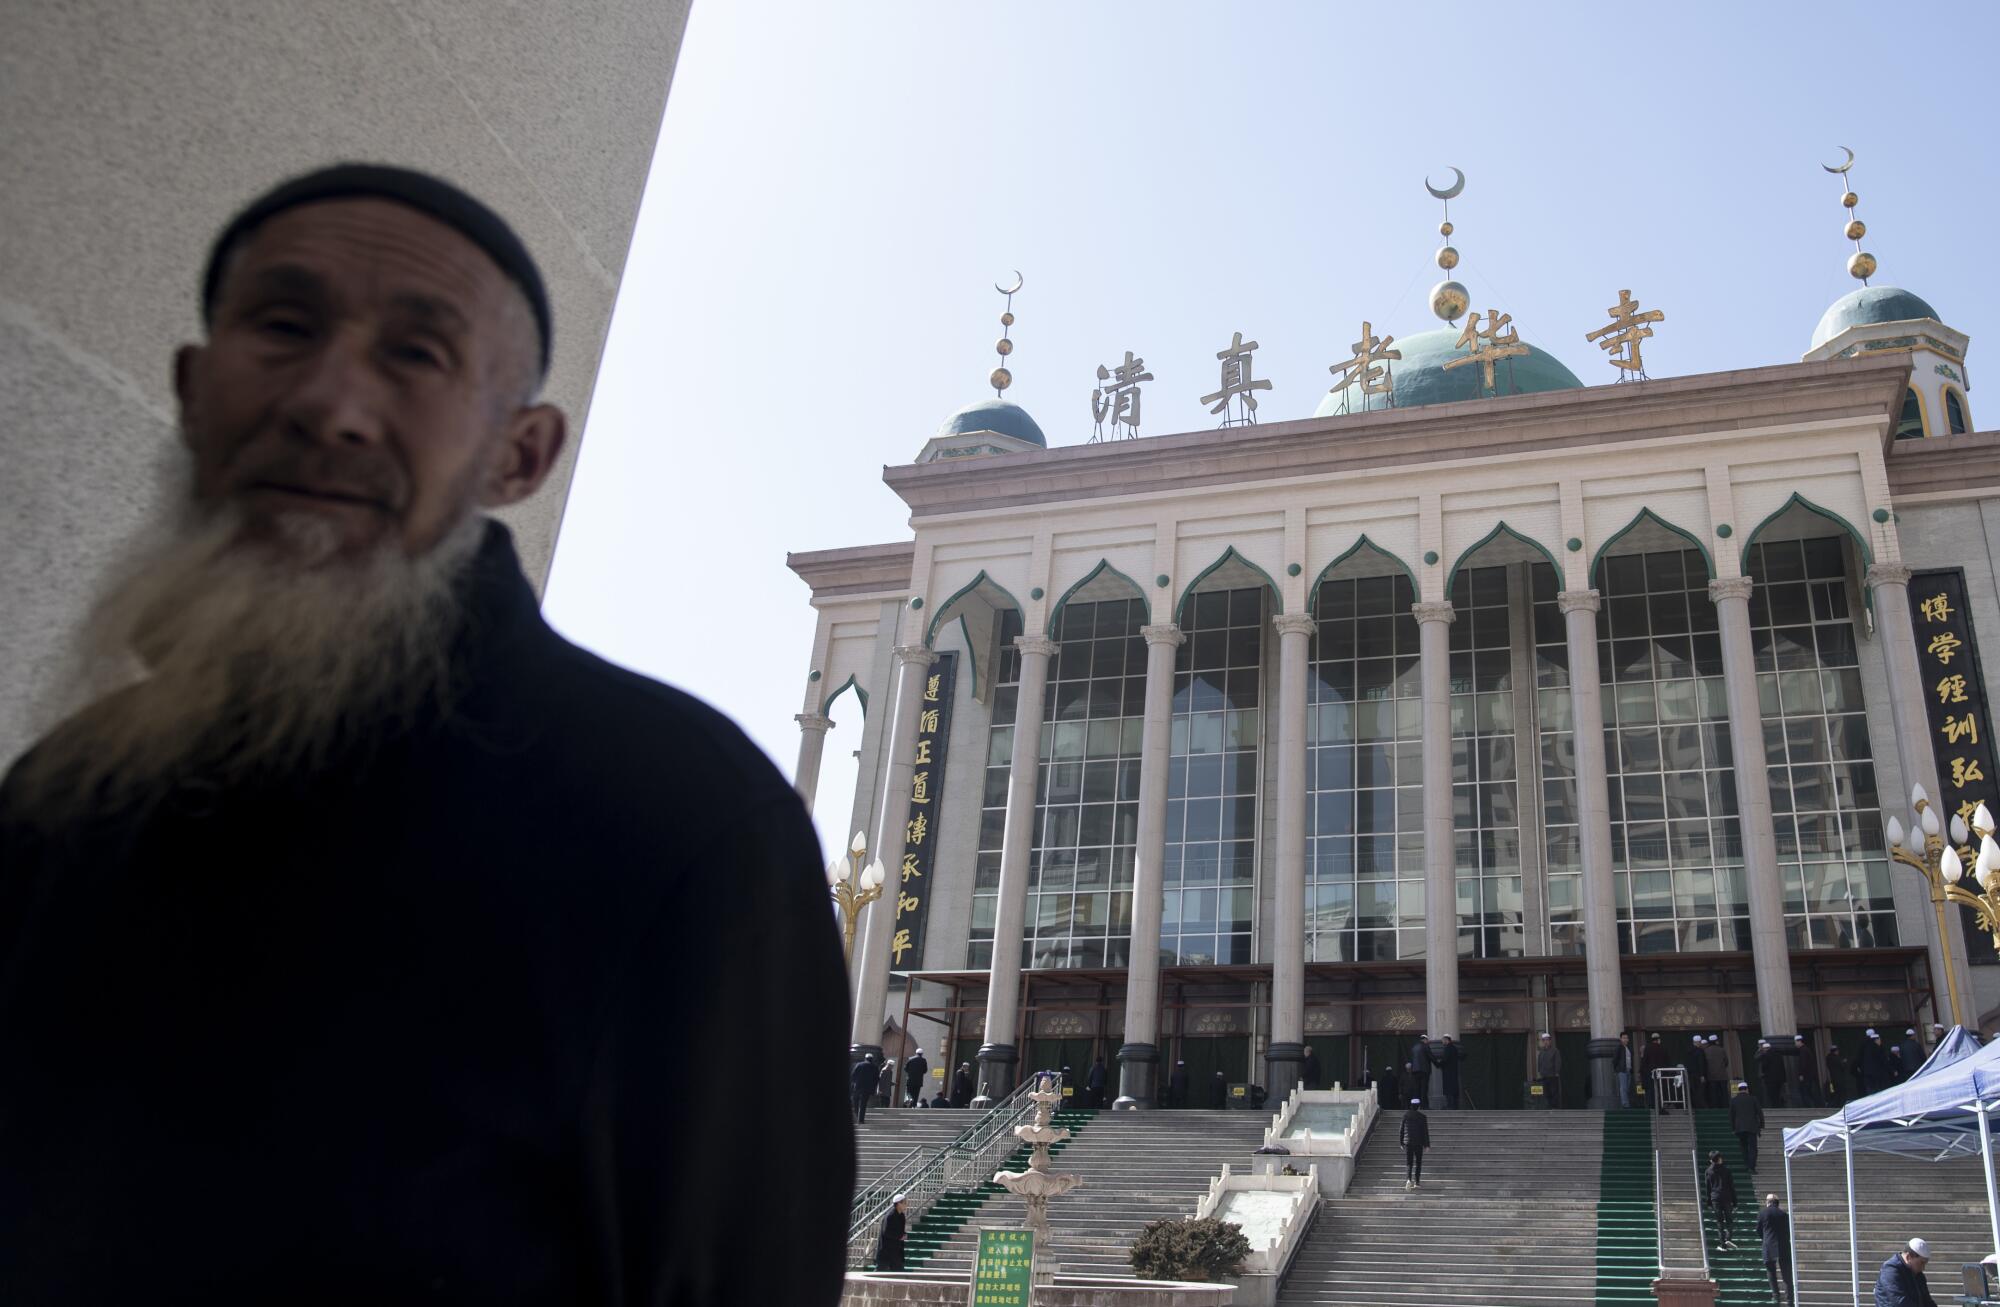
[
  {"x1": 892, "y1": 1108, "x2": 1097, "y2": 1271},
  {"x1": 1694, "y1": 1108, "x2": 1778, "y2": 1305},
  {"x1": 1597, "y1": 1109, "x2": 1661, "y2": 1304}
]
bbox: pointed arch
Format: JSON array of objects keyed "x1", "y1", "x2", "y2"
[
  {"x1": 1945, "y1": 385, "x2": 1971, "y2": 436},
  {"x1": 1045, "y1": 558, "x2": 1150, "y2": 636},
  {"x1": 820, "y1": 673, "x2": 868, "y2": 718},
  {"x1": 1589, "y1": 507, "x2": 1715, "y2": 585},
  {"x1": 1308, "y1": 533, "x2": 1419, "y2": 600},
  {"x1": 1446, "y1": 521, "x2": 1560, "y2": 595},
  {"x1": 1174, "y1": 546, "x2": 1284, "y2": 625},
  {"x1": 1739, "y1": 492, "x2": 1872, "y2": 572},
  {"x1": 924, "y1": 568, "x2": 1024, "y2": 646}
]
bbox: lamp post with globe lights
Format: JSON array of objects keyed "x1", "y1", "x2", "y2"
[
  {"x1": 828, "y1": 830, "x2": 888, "y2": 965},
  {"x1": 1884, "y1": 788, "x2": 2000, "y2": 1029}
]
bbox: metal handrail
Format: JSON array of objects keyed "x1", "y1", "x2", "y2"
[
  {"x1": 846, "y1": 1071, "x2": 1065, "y2": 1268},
  {"x1": 1653, "y1": 1148, "x2": 1666, "y2": 1280},
  {"x1": 1690, "y1": 1148, "x2": 1712, "y2": 1280}
]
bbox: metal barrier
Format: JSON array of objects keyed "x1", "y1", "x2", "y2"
[
  {"x1": 1653, "y1": 1147, "x2": 1666, "y2": 1280},
  {"x1": 1690, "y1": 1148, "x2": 1712, "y2": 1280},
  {"x1": 846, "y1": 1071, "x2": 1064, "y2": 1268}
]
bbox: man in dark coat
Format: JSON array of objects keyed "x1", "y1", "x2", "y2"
[
  {"x1": 1400, "y1": 1097, "x2": 1431, "y2": 1189},
  {"x1": 1705, "y1": 1151, "x2": 1740, "y2": 1251},
  {"x1": 1641, "y1": 1032, "x2": 1672, "y2": 1114},
  {"x1": 1826, "y1": 1043, "x2": 1851, "y2": 1106},
  {"x1": 1730, "y1": 1080, "x2": 1766, "y2": 1173},
  {"x1": 1168, "y1": 1060, "x2": 1190, "y2": 1109},
  {"x1": 952, "y1": 1062, "x2": 976, "y2": 1108},
  {"x1": 1302, "y1": 1042, "x2": 1321, "y2": 1092},
  {"x1": 1408, "y1": 1033, "x2": 1434, "y2": 1104},
  {"x1": 1435, "y1": 1034, "x2": 1463, "y2": 1109},
  {"x1": 1858, "y1": 1029, "x2": 1892, "y2": 1095},
  {"x1": 1211, "y1": 1069, "x2": 1229, "y2": 1110},
  {"x1": 1086, "y1": 1056, "x2": 1107, "y2": 1108},
  {"x1": 1757, "y1": 1194, "x2": 1794, "y2": 1307},
  {"x1": 1536, "y1": 1033, "x2": 1562, "y2": 1107},
  {"x1": 0, "y1": 166, "x2": 853, "y2": 1305},
  {"x1": 1794, "y1": 1036, "x2": 1823, "y2": 1108},
  {"x1": 1898, "y1": 1028, "x2": 1928, "y2": 1083},
  {"x1": 1702, "y1": 1034, "x2": 1730, "y2": 1108},
  {"x1": 1685, "y1": 1036, "x2": 1709, "y2": 1106},
  {"x1": 851, "y1": 1055, "x2": 881, "y2": 1124},
  {"x1": 1756, "y1": 1039, "x2": 1788, "y2": 1108},
  {"x1": 904, "y1": 1049, "x2": 930, "y2": 1107},
  {"x1": 1873, "y1": 1238, "x2": 1938, "y2": 1307},
  {"x1": 1613, "y1": 1032, "x2": 1635, "y2": 1109},
  {"x1": 875, "y1": 1196, "x2": 909, "y2": 1272}
]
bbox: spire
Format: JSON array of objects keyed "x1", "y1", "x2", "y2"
[
  {"x1": 1823, "y1": 147, "x2": 1877, "y2": 285},
  {"x1": 1425, "y1": 167, "x2": 1469, "y2": 324},
  {"x1": 991, "y1": 271, "x2": 1022, "y2": 397}
]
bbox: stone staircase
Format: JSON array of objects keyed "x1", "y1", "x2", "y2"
[
  {"x1": 1750, "y1": 1107, "x2": 1996, "y2": 1307},
  {"x1": 1278, "y1": 1110, "x2": 1629, "y2": 1306},
  {"x1": 853, "y1": 1108, "x2": 980, "y2": 1188},
  {"x1": 906, "y1": 1109, "x2": 1272, "y2": 1278}
]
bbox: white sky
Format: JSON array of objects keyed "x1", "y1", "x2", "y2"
[{"x1": 542, "y1": 1, "x2": 2000, "y2": 864}]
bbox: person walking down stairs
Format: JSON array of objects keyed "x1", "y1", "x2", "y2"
[
  {"x1": 1704, "y1": 1151, "x2": 1740, "y2": 1252},
  {"x1": 1730, "y1": 1080, "x2": 1766, "y2": 1174},
  {"x1": 874, "y1": 1195, "x2": 908, "y2": 1272},
  {"x1": 1400, "y1": 1098, "x2": 1431, "y2": 1189},
  {"x1": 1757, "y1": 1194, "x2": 1794, "y2": 1307}
]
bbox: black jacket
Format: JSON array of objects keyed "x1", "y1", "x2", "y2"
[
  {"x1": 1729, "y1": 1092, "x2": 1766, "y2": 1135},
  {"x1": 0, "y1": 525, "x2": 852, "y2": 1307},
  {"x1": 1858, "y1": 1040, "x2": 1892, "y2": 1090},
  {"x1": 1705, "y1": 1161, "x2": 1737, "y2": 1210},
  {"x1": 1434, "y1": 1042, "x2": 1462, "y2": 1088},
  {"x1": 1756, "y1": 1204, "x2": 1791, "y2": 1261},
  {"x1": 1874, "y1": 1252, "x2": 1940, "y2": 1306},
  {"x1": 875, "y1": 1209, "x2": 907, "y2": 1271},
  {"x1": 904, "y1": 1053, "x2": 929, "y2": 1095},
  {"x1": 952, "y1": 1067, "x2": 975, "y2": 1106},
  {"x1": 1400, "y1": 1108, "x2": 1430, "y2": 1150},
  {"x1": 851, "y1": 1058, "x2": 881, "y2": 1096}
]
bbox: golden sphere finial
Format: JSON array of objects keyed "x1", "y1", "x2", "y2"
[
  {"x1": 1430, "y1": 279, "x2": 1470, "y2": 323},
  {"x1": 995, "y1": 337, "x2": 1013, "y2": 356},
  {"x1": 990, "y1": 366, "x2": 1013, "y2": 391},
  {"x1": 1438, "y1": 220, "x2": 1454, "y2": 237},
  {"x1": 1001, "y1": 311, "x2": 1015, "y2": 327},
  {"x1": 1841, "y1": 190, "x2": 1860, "y2": 209},
  {"x1": 1844, "y1": 219, "x2": 1866, "y2": 241},
  {"x1": 1435, "y1": 245, "x2": 1460, "y2": 271},
  {"x1": 1847, "y1": 251, "x2": 1877, "y2": 281}
]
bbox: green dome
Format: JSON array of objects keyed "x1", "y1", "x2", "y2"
[
  {"x1": 1810, "y1": 286, "x2": 1941, "y2": 351},
  {"x1": 936, "y1": 398, "x2": 1046, "y2": 448},
  {"x1": 1316, "y1": 326, "x2": 1583, "y2": 418}
]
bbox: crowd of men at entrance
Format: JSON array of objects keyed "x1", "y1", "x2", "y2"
[{"x1": 1640, "y1": 1024, "x2": 1947, "y2": 1115}]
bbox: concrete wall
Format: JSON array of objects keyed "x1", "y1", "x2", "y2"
[{"x1": 1, "y1": 0, "x2": 691, "y2": 765}]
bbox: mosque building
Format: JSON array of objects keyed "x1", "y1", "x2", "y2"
[{"x1": 789, "y1": 160, "x2": 1995, "y2": 1111}]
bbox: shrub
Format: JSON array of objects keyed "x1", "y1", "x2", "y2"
[{"x1": 1128, "y1": 1216, "x2": 1251, "y2": 1282}]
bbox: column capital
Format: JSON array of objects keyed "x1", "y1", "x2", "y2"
[
  {"x1": 1556, "y1": 589, "x2": 1601, "y2": 615},
  {"x1": 1271, "y1": 613, "x2": 1317, "y2": 638},
  {"x1": 1014, "y1": 634, "x2": 1060, "y2": 659},
  {"x1": 794, "y1": 712, "x2": 835, "y2": 733},
  {"x1": 1411, "y1": 600, "x2": 1456, "y2": 625},
  {"x1": 1140, "y1": 623, "x2": 1186, "y2": 647},
  {"x1": 892, "y1": 643, "x2": 938, "y2": 669},
  {"x1": 1707, "y1": 576, "x2": 1754, "y2": 603},
  {"x1": 1866, "y1": 562, "x2": 1915, "y2": 589}
]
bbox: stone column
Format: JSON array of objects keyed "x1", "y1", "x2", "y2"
[
  {"x1": 849, "y1": 644, "x2": 936, "y2": 1061},
  {"x1": 1709, "y1": 577, "x2": 1798, "y2": 1047},
  {"x1": 1415, "y1": 600, "x2": 1459, "y2": 1089},
  {"x1": 1559, "y1": 590, "x2": 1626, "y2": 1108},
  {"x1": 1116, "y1": 623, "x2": 1184, "y2": 1110},
  {"x1": 792, "y1": 711, "x2": 834, "y2": 812},
  {"x1": 1267, "y1": 612, "x2": 1317, "y2": 1100},
  {"x1": 977, "y1": 634, "x2": 1059, "y2": 1100},
  {"x1": 1869, "y1": 562, "x2": 1971, "y2": 1025}
]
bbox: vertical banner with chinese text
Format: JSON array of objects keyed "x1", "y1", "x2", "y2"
[
  {"x1": 891, "y1": 651, "x2": 956, "y2": 971},
  {"x1": 1909, "y1": 570, "x2": 2000, "y2": 965}
]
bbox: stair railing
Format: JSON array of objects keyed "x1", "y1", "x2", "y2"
[
  {"x1": 1653, "y1": 1147, "x2": 1666, "y2": 1281},
  {"x1": 846, "y1": 1071, "x2": 1064, "y2": 1268},
  {"x1": 1689, "y1": 1148, "x2": 1711, "y2": 1280}
]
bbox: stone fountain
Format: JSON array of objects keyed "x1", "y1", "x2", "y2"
[{"x1": 993, "y1": 1071, "x2": 1083, "y2": 1274}]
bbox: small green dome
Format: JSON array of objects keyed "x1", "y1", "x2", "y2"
[
  {"x1": 1810, "y1": 286, "x2": 1940, "y2": 351},
  {"x1": 936, "y1": 398, "x2": 1046, "y2": 448},
  {"x1": 1316, "y1": 326, "x2": 1583, "y2": 418}
]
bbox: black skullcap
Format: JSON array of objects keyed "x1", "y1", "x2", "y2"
[{"x1": 200, "y1": 163, "x2": 552, "y2": 378}]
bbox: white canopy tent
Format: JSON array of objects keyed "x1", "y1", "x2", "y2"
[{"x1": 1781, "y1": 1026, "x2": 2000, "y2": 1306}]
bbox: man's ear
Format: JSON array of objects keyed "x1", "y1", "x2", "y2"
[
  {"x1": 482, "y1": 404, "x2": 568, "y2": 507},
  {"x1": 174, "y1": 344, "x2": 203, "y2": 450}
]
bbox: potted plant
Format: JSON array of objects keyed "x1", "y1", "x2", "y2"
[{"x1": 1128, "y1": 1216, "x2": 1250, "y2": 1283}]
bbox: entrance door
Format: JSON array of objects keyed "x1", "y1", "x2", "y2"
[
  {"x1": 1021, "y1": 1037, "x2": 1097, "y2": 1098},
  {"x1": 1175, "y1": 1035, "x2": 1250, "y2": 1109},
  {"x1": 1554, "y1": 1031, "x2": 1591, "y2": 1108},
  {"x1": 1456, "y1": 1033, "x2": 1528, "y2": 1110},
  {"x1": 1358, "y1": 1033, "x2": 1408, "y2": 1101},
  {"x1": 1302, "y1": 1034, "x2": 1349, "y2": 1092}
]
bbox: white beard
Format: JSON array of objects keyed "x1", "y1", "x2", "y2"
[{"x1": 11, "y1": 502, "x2": 483, "y2": 822}]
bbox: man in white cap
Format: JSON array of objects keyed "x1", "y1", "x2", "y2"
[
  {"x1": 1730, "y1": 1079, "x2": 1766, "y2": 1173},
  {"x1": 1756, "y1": 1194, "x2": 1793, "y2": 1307},
  {"x1": 1399, "y1": 1096, "x2": 1431, "y2": 1189},
  {"x1": 1871, "y1": 1236, "x2": 1937, "y2": 1306},
  {"x1": 1858, "y1": 1028, "x2": 1892, "y2": 1095},
  {"x1": 1536, "y1": 1033, "x2": 1562, "y2": 1108},
  {"x1": 1702, "y1": 1033, "x2": 1729, "y2": 1108},
  {"x1": 1895, "y1": 1028, "x2": 1926, "y2": 1084},
  {"x1": 875, "y1": 1194, "x2": 909, "y2": 1271}
]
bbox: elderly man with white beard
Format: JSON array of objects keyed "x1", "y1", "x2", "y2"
[{"x1": 0, "y1": 165, "x2": 852, "y2": 1306}]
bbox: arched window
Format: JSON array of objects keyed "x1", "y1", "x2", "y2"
[
  {"x1": 1895, "y1": 388, "x2": 1926, "y2": 441},
  {"x1": 1947, "y1": 388, "x2": 1970, "y2": 435}
]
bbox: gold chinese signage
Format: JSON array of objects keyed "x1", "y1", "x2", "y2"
[
  {"x1": 1911, "y1": 570, "x2": 2000, "y2": 965},
  {"x1": 892, "y1": 651, "x2": 957, "y2": 970}
]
